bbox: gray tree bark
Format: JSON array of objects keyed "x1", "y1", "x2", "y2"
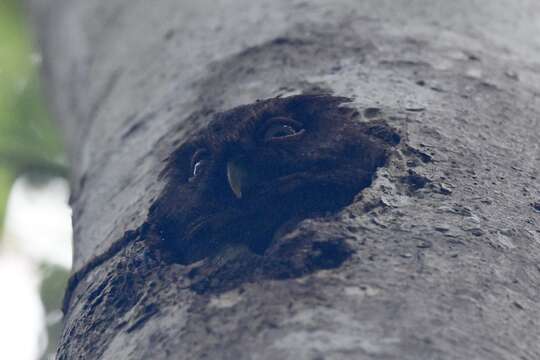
[{"x1": 27, "y1": 0, "x2": 540, "y2": 359}]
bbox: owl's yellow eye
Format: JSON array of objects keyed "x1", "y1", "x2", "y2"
[
  {"x1": 190, "y1": 149, "x2": 210, "y2": 180},
  {"x1": 262, "y1": 117, "x2": 304, "y2": 143},
  {"x1": 265, "y1": 124, "x2": 296, "y2": 138}
]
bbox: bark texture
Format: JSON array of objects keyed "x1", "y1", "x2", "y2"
[{"x1": 28, "y1": 0, "x2": 540, "y2": 359}]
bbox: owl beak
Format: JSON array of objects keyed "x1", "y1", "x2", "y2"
[{"x1": 227, "y1": 158, "x2": 249, "y2": 199}]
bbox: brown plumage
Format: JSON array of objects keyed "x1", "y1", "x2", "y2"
[{"x1": 149, "y1": 94, "x2": 399, "y2": 264}]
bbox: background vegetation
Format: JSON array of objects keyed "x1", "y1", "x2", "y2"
[{"x1": 0, "y1": 0, "x2": 70, "y2": 358}]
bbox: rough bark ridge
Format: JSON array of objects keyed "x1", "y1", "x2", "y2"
[{"x1": 27, "y1": 0, "x2": 540, "y2": 359}]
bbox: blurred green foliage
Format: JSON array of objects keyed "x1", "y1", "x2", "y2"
[
  {"x1": 40, "y1": 263, "x2": 70, "y2": 358},
  {"x1": 0, "y1": 2, "x2": 69, "y2": 358},
  {"x1": 0, "y1": 0, "x2": 67, "y2": 233}
]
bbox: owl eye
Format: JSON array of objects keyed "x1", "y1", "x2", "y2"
[
  {"x1": 262, "y1": 117, "x2": 305, "y2": 143},
  {"x1": 189, "y1": 149, "x2": 210, "y2": 181}
]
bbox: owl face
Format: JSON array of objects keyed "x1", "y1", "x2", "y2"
[{"x1": 150, "y1": 95, "x2": 397, "y2": 264}]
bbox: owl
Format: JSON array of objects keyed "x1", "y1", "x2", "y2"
[{"x1": 149, "y1": 94, "x2": 399, "y2": 265}]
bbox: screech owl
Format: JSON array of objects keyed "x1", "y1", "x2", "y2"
[{"x1": 149, "y1": 94, "x2": 399, "y2": 265}]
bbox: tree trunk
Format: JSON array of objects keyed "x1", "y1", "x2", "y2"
[{"x1": 27, "y1": 0, "x2": 540, "y2": 359}]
